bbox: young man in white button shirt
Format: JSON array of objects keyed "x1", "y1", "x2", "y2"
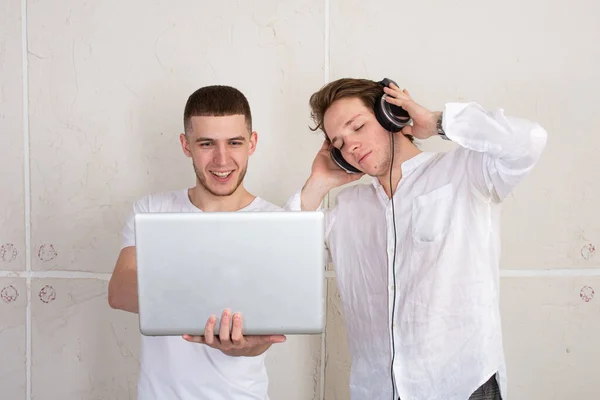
[
  {"x1": 109, "y1": 85, "x2": 286, "y2": 399},
  {"x1": 286, "y1": 78, "x2": 547, "y2": 400}
]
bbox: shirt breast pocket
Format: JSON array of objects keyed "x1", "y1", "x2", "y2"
[{"x1": 411, "y1": 183, "x2": 454, "y2": 243}]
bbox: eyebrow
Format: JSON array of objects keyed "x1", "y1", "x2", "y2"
[
  {"x1": 331, "y1": 114, "x2": 361, "y2": 147},
  {"x1": 344, "y1": 114, "x2": 361, "y2": 128},
  {"x1": 194, "y1": 136, "x2": 247, "y2": 143}
]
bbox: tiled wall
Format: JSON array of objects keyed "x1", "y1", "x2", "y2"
[{"x1": 1, "y1": 0, "x2": 598, "y2": 399}]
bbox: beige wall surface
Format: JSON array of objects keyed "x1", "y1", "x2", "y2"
[{"x1": 1, "y1": 0, "x2": 597, "y2": 399}]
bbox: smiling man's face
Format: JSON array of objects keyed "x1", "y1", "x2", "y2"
[{"x1": 181, "y1": 114, "x2": 257, "y2": 197}]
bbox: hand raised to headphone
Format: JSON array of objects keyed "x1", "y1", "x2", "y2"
[
  {"x1": 300, "y1": 140, "x2": 365, "y2": 211},
  {"x1": 313, "y1": 139, "x2": 364, "y2": 184},
  {"x1": 383, "y1": 83, "x2": 442, "y2": 140}
]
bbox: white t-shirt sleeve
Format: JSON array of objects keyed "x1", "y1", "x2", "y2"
[{"x1": 121, "y1": 196, "x2": 151, "y2": 249}]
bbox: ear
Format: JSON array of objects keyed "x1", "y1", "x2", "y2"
[
  {"x1": 248, "y1": 131, "x2": 258, "y2": 156},
  {"x1": 180, "y1": 133, "x2": 192, "y2": 158}
]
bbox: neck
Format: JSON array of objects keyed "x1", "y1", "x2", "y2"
[
  {"x1": 377, "y1": 134, "x2": 422, "y2": 198},
  {"x1": 188, "y1": 183, "x2": 255, "y2": 212}
]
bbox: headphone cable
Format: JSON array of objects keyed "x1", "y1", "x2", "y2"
[{"x1": 389, "y1": 131, "x2": 398, "y2": 400}]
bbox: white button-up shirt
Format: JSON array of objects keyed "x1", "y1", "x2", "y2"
[{"x1": 285, "y1": 102, "x2": 547, "y2": 400}]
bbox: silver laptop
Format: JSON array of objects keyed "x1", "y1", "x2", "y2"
[{"x1": 134, "y1": 211, "x2": 325, "y2": 336}]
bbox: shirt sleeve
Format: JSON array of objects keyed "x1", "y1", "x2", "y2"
[
  {"x1": 442, "y1": 102, "x2": 548, "y2": 202},
  {"x1": 121, "y1": 196, "x2": 150, "y2": 249},
  {"x1": 283, "y1": 187, "x2": 337, "y2": 265}
]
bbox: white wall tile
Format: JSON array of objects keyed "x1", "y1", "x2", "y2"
[
  {"x1": 323, "y1": 275, "x2": 600, "y2": 399},
  {"x1": 31, "y1": 279, "x2": 139, "y2": 400},
  {"x1": 265, "y1": 334, "x2": 323, "y2": 400},
  {"x1": 329, "y1": 0, "x2": 600, "y2": 270},
  {"x1": 30, "y1": 277, "x2": 325, "y2": 400},
  {"x1": 27, "y1": 0, "x2": 325, "y2": 273},
  {"x1": 324, "y1": 278, "x2": 351, "y2": 400},
  {"x1": 0, "y1": 278, "x2": 26, "y2": 399},
  {"x1": 501, "y1": 276, "x2": 600, "y2": 399},
  {"x1": 0, "y1": 0, "x2": 25, "y2": 271}
]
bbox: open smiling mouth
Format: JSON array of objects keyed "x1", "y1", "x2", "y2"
[{"x1": 210, "y1": 170, "x2": 234, "y2": 181}]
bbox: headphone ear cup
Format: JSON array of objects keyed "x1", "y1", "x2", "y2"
[
  {"x1": 330, "y1": 148, "x2": 362, "y2": 174},
  {"x1": 375, "y1": 78, "x2": 412, "y2": 133},
  {"x1": 374, "y1": 97, "x2": 401, "y2": 132}
]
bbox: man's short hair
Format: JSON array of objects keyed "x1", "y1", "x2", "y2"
[{"x1": 184, "y1": 85, "x2": 252, "y2": 134}]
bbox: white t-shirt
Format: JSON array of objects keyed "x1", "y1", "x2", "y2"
[{"x1": 121, "y1": 189, "x2": 282, "y2": 400}]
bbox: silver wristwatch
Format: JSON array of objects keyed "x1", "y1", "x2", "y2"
[{"x1": 437, "y1": 112, "x2": 451, "y2": 141}]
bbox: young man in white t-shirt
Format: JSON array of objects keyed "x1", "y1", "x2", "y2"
[{"x1": 108, "y1": 85, "x2": 285, "y2": 400}]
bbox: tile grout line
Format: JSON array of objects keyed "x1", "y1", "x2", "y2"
[
  {"x1": 3, "y1": 268, "x2": 599, "y2": 280},
  {"x1": 21, "y1": 0, "x2": 32, "y2": 398},
  {"x1": 500, "y1": 268, "x2": 600, "y2": 277},
  {"x1": 324, "y1": 268, "x2": 600, "y2": 279},
  {"x1": 0, "y1": 270, "x2": 113, "y2": 280},
  {"x1": 319, "y1": 0, "x2": 330, "y2": 399}
]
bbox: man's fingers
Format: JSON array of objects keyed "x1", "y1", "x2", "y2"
[
  {"x1": 231, "y1": 313, "x2": 245, "y2": 347},
  {"x1": 182, "y1": 334, "x2": 205, "y2": 344},
  {"x1": 204, "y1": 315, "x2": 217, "y2": 345},
  {"x1": 246, "y1": 334, "x2": 287, "y2": 345},
  {"x1": 383, "y1": 93, "x2": 409, "y2": 108},
  {"x1": 383, "y1": 86, "x2": 411, "y2": 104},
  {"x1": 219, "y1": 309, "x2": 232, "y2": 345},
  {"x1": 268, "y1": 335, "x2": 287, "y2": 343},
  {"x1": 385, "y1": 95, "x2": 422, "y2": 119}
]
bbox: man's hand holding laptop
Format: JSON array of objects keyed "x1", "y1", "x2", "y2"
[{"x1": 183, "y1": 309, "x2": 287, "y2": 357}]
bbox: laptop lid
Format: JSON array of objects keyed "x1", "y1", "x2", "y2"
[{"x1": 134, "y1": 211, "x2": 325, "y2": 336}]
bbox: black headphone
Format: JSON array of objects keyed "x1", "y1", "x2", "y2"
[{"x1": 330, "y1": 78, "x2": 411, "y2": 174}]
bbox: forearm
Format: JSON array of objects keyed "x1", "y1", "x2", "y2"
[
  {"x1": 300, "y1": 178, "x2": 330, "y2": 211},
  {"x1": 108, "y1": 268, "x2": 139, "y2": 314}
]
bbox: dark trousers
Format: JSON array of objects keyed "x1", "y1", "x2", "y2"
[
  {"x1": 397, "y1": 374, "x2": 502, "y2": 400},
  {"x1": 468, "y1": 374, "x2": 502, "y2": 400}
]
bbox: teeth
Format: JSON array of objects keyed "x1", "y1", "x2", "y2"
[{"x1": 211, "y1": 171, "x2": 232, "y2": 178}]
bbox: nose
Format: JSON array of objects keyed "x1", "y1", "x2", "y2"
[
  {"x1": 344, "y1": 136, "x2": 361, "y2": 156},
  {"x1": 213, "y1": 143, "x2": 229, "y2": 165}
]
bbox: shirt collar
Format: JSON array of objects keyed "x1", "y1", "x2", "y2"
[{"x1": 371, "y1": 151, "x2": 437, "y2": 199}]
